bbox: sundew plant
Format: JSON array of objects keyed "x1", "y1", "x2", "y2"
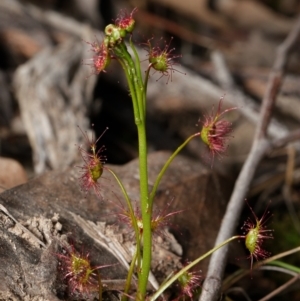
[{"x1": 61, "y1": 8, "x2": 273, "y2": 301}]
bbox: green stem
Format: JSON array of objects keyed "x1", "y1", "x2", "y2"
[
  {"x1": 149, "y1": 236, "x2": 240, "y2": 301},
  {"x1": 136, "y1": 123, "x2": 151, "y2": 301},
  {"x1": 268, "y1": 260, "x2": 300, "y2": 274},
  {"x1": 121, "y1": 250, "x2": 139, "y2": 301},
  {"x1": 114, "y1": 41, "x2": 152, "y2": 300},
  {"x1": 222, "y1": 246, "x2": 300, "y2": 291},
  {"x1": 130, "y1": 39, "x2": 147, "y2": 116},
  {"x1": 114, "y1": 43, "x2": 144, "y2": 125},
  {"x1": 114, "y1": 47, "x2": 141, "y2": 125},
  {"x1": 149, "y1": 133, "x2": 200, "y2": 208},
  {"x1": 130, "y1": 38, "x2": 144, "y2": 94},
  {"x1": 117, "y1": 43, "x2": 145, "y2": 123},
  {"x1": 129, "y1": 45, "x2": 152, "y2": 300},
  {"x1": 143, "y1": 65, "x2": 152, "y2": 112},
  {"x1": 106, "y1": 168, "x2": 141, "y2": 272}
]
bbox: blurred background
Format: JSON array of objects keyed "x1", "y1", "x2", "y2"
[{"x1": 1, "y1": 0, "x2": 299, "y2": 170}]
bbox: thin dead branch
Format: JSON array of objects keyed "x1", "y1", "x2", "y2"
[
  {"x1": 211, "y1": 50, "x2": 290, "y2": 140},
  {"x1": 222, "y1": 246, "x2": 300, "y2": 291},
  {"x1": 10, "y1": 1, "x2": 98, "y2": 173},
  {"x1": 258, "y1": 274, "x2": 300, "y2": 301},
  {"x1": 199, "y1": 14, "x2": 300, "y2": 301},
  {"x1": 269, "y1": 129, "x2": 300, "y2": 150},
  {"x1": 283, "y1": 146, "x2": 300, "y2": 234}
]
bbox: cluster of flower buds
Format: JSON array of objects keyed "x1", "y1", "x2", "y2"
[
  {"x1": 85, "y1": 9, "x2": 137, "y2": 75},
  {"x1": 85, "y1": 8, "x2": 182, "y2": 83},
  {"x1": 104, "y1": 8, "x2": 137, "y2": 48}
]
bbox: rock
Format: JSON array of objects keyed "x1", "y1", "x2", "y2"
[
  {"x1": 0, "y1": 151, "x2": 231, "y2": 299},
  {"x1": 0, "y1": 157, "x2": 28, "y2": 193}
]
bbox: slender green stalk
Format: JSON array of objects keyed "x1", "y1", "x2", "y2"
[
  {"x1": 131, "y1": 51, "x2": 152, "y2": 300},
  {"x1": 149, "y1": 236, "x2": 240, "y2": 301},
  {"x1": 267, "y1": 260, "x2": 300, "y2": 274},
  {"x1": 143, "y1": 65, "x2": 152, "y2": 111},
  {"x1": 115, "y1": 42, "x2": 152, "y2": 300},
  {"x1": 129, "y1": 39, "x2": 142, "y2": 79},
  {"x1": 136, "y1": 122, "x2": 151, "y2": 301},
  {"x1": 111, "y1": 46, "x2": 151, "y2": 297},
  {"x1": 130, "y1": 39, "x2": 144, "y2": 94},
  {"x1": 114, "y1": 47, "x2": 141, "y2": 125},
  {"x1": 97, "y1": 270, "x2": 103, "y2": 301},
  {"x1": 117, "y1": 43, "x2": 145, "y2": 122},
  {"x1": 121, "y1": 250, "x2": 139, "y2": 301},
  {"x1": 258, "y1": 246, "x2": 300, "y2": 266},
  {"x1": 106, "y1": 168, "x2": 141, "y2": 272},
  {"x1": 149, "y1": 133, "x2": 200, "y2": 208},
  {"x1": 222, "y1": 246, "x2": 300, "y2": 291},
  {"x1": 130, "y1": 40, "x2": 147, "y2": 117}
]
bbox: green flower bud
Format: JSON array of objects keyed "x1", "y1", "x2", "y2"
[
  {"x1": 242, "y1": 201, "x2": 273, "y2": 270},
  {"x1": 105, "y1": 24, "x2": 123, "y2": 46}
]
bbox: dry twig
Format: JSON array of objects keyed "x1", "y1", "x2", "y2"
[
  {"x1": 199, "y1": 14, "x2": 300, "y2": 301},
  {"x1": 258, "y1": 273, "x2": 300, "y2": 301},
  {"x1": 222, "y1": 246, "x2": 300, "y2": 291},
  {"x1": 211, "y1": 50, "x2": 290, "y2": 140},
  {"x1": 270, "y1": 129, "x2": 300, "y2": 150}
]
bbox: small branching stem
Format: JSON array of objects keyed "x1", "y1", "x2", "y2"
[
  {"x1": 150, "y1": 236, "x2": 240, "y2": 301},
  {"x1": 97, "y1": 270, "x2": 103, "y2": 301},
  {"x1": 149, "y1": 133, "x2": 200, "y2": 208},
  {"x1": 106, "y1": 168, "x2": 141, "y2": 279},
  {"x1": 121, "y1": 250, "x2": 139, "y2": 301},
  {"x1": 143, "y1": 65, "x2": 152, "y2": 109}
]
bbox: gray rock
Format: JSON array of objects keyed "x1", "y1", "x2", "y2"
[{"x1": 0, "y1": 151, "x2": 230, "y2": 299}]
